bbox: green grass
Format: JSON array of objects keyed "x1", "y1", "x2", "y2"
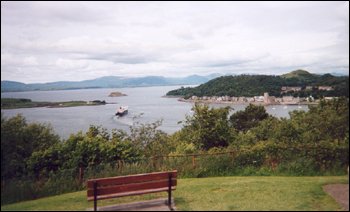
[{"x1": 1, "y1": 176, "x2": 348, "y2": 211}]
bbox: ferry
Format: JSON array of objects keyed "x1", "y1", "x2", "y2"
[{"x1": 115, "y1": 106, "x2": 128, "y2": 116}]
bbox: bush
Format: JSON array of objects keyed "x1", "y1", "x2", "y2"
[{"x1": 1, "y1": 114, "x2": 60, "y2": 180}]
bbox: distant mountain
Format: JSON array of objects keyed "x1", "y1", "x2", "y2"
[
  {"x1": 320, "y1": 72, "x2": 349, "y2": 77},
  {"x1": 1, "y1": 74, "x2": 221, "y2": 92},
  {"x1": 1, "y1": 81, "x2": 29, "y2": 91},
  {"x1": 177, "y1": 75, "x2": 210, "y2": 84},
  {"x1": 166, "y1": 70, "x2": 349, "y2": 98}
]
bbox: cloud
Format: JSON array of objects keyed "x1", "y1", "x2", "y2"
[{"x1": 1, "y1": 1, "x2": 349, "y2": 83}]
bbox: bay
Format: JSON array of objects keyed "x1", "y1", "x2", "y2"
[{"x1": 1, "y1": 86, "x2": 308, "y2": 139}]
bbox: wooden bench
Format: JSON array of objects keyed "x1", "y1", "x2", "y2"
[{"x1": 87, "y1": 170, "x2": 177, "y2": 211}]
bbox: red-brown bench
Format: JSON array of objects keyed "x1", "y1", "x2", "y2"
[{"x1": 87, "y1": 170, "x2": 177, "y2": 211}]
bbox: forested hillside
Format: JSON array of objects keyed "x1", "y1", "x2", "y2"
[{"x1": 166, "y1": 70, "x2": 349, "y2": 98}]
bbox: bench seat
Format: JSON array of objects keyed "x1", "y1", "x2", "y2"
[{"x1": 87, "y1": 170, "x2": 177, "y2": 211}]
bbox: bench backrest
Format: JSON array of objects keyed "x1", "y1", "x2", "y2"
[{"x1": 87, "y1": 170, "x2": 177, "y2": 201}]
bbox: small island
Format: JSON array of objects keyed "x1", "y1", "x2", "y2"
[
  {"x1": 1, "y1": 98, "x2": 108, "y2": 109},
  {"x1": 108, "y1": 91, "x2": 127, "y2": 97}
]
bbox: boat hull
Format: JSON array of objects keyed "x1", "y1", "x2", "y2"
[{"x1": 115, "y1": 110, "x2": 128, "y2": 116}]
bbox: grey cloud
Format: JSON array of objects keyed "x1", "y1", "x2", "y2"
[
  {"x1": 88, "y1": 54, "x2": 156, "y2": 65},
  {"x1": 1, "y1": 1, "x2": 349, "y2": 83},
  {"x1": 1, "y1": 2, "x2": 112, "y2": 27},
  {"x1": 203, "y1": 60, "x2": 257, "y2": 68},
  {"x1": 202, "y1": 54, "x2": 270, "y2": 68}
]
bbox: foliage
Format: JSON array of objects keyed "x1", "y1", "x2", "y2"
[
  {"x1": 289, "y1": 97, "x2": 349, "y2": 143},
  {"x1": 182, "y1": 104, "x2": 235, "y2": 150},
  {"x1": 1, "y1": 96, "x2": 349, "y2": 204},
  {"x1": 230, "y1": 104, "x2": 270, "y2": 132},
  {"x1": 26, "y1": 126, "x2": 141, "y2": 177},
  {"x1": 167, "y1": 74, "x2": 284, "y2": 97},
  {"x1": 166, "y1": 71, "x2": 349, "y2": 98},
  {"x1": 129, "y1": 120, "x2": 175, "y2": 158},
  {"x1": 171, "y1": 142, "x2": 197, "y2": 155},
  {"x1": 1, "y1": 114, "x2": 60, "y2": 180}
]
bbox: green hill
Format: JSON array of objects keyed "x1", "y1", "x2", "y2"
[
  {"x1": 166, "y1": 70, "x2": 349, "y2": 98},
  {"x1": 281, "y1": 69, "x2": 315, "y2": 78},
  {"x1": 167, "y1": 75, "x2": 284, "y2": 97}
]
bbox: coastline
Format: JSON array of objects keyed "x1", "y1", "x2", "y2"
[
  {"x1": 1, "y1": 98, "x2": 115, "y2": 110},
  {"x1": 176, "y1": 97, "x2": 319, "y2": 106}
]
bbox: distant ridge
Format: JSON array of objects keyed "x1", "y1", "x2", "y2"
[{"x1": 1, "y1": 74, "x2": 221, "y2": 92}]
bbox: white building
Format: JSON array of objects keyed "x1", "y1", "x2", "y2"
[{"x1": 282, "y1": 96, "x2": 294, "y2": 102}]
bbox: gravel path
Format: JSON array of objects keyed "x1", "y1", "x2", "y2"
[{"x1": 323, "y1": 184, "x2": 349, "y2": 211}]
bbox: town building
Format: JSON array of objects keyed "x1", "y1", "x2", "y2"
[
  {"x1": 254, "y1": 96, "x2": 264, "y2": 102},
  {"x1": 281, "y1": 86, "x2": 302, "y2": 93},
  {"x1": 318, "y1": 86, "x2": 333, "y2": 91},
  {"x1": 305, "y1": 86, "x2": 313, "y2": 90},
  {"x1": 263, "y1": 92, "x2": 276, "y2": 104},
  {"x1": 282, "y1": 96, "x2": 294, "y2": 102}
]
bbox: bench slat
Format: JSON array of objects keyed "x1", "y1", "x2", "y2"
[
  {"x1": 87, "y1": 171, "x2": 177, "y2": 188},
  {"x1": 87, "y1": 179, "x2": 177, "y2": 197},
  {"x1": 87, "y1": 187, "x2": 176, "y2": 201}
]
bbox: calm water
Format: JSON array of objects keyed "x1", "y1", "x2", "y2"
[{"x1": 1, "y1": 86, "x2": 308, "y2": 139}]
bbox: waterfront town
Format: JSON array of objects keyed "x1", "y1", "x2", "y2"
[{"x1": 179, "y1": 86, "x2": 335, "y2": 105}]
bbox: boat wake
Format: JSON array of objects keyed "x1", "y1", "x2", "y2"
[
  {"x1": 132, "y1": 112, "x2": 144, "y2": 120},
  {"x1": 112, "y1": 111, "x2": 144, "y2": 126}
]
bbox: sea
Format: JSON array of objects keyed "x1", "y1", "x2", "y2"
[{"x1": 1, "y1": 85, "x2": 309, "y2": 139}]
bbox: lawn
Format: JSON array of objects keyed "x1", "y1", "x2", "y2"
[{"x1": 1, "y1": 176, "x2": 348, "y2": 211}]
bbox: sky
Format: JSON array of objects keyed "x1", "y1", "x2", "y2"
[{"x1": 1, "y1": 1, "x2": 349, "y2": 83}]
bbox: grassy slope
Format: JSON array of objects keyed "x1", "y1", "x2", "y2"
[
  {"x1": 281, "y1": 69, "x2": 315, "y2": 79},
  {"x1": 1, "y1": 176, "x2": 348, "y2": 211}
]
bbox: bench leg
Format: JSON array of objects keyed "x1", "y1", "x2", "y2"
[
  {"x1": 94, "y1": 181, "x2": 97, "y2": 211},
  {"x1": 168, "y1": 174, "x2": 173, "y2": 210}
]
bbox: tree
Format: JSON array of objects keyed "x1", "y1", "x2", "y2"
[
  {"x1": 230, "y1": 104, "x2": 270, "y2": 132},
  {"x1": 129, "y1": 120, "x2": 174, "y2": 158},
  {"x1": 27, "y1": 125, "x2": 142, "y2": 175},
  {"x1": 1, "y1": 114, "x2": 60, "y2": 179},
  {"x1": 183, "y1": 104, "x2": 234, "y2": 150},
  {"x1": 289, "y1": 97, "x2": 349, "y2": 143}
]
